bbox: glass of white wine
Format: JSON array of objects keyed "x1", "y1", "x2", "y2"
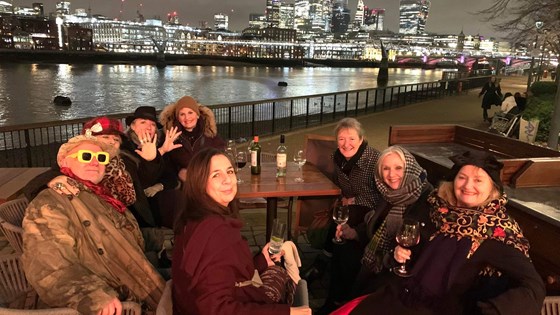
[
  {"x1": 293, "y1": 148, "x2": 306, "y2": 183},
  {"x1": 332, "y1": 205, "x2": 349, "y2": 244}
]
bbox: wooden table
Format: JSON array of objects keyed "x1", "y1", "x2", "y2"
[
  {"x1": 0, "y1": 168, "x2": 50, "y2": 203},
  {"x1": 236, "y1": 162, "x2": 340, "y2": 240}
]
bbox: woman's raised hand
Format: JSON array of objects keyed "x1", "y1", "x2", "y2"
[
  {"x1": 135, "y1": 131, "x2": 157, "y2": 161},
  {"x1": 158, "y1": 126, "x2": 182, "y2": 156}
]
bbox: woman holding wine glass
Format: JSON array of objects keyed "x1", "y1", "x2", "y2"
[
  {"x1": 311, "y1": 118, "x2": 382, "y2": 315},
  {"x1": 351, "y1": 146, "x2": 433, "y2": 295},
  {"x1": 331, "y1": 150, "x2": 545, "y2": 315},
  {"x1": 172, "y1": 148, "x2": 311, "y2": 315}
]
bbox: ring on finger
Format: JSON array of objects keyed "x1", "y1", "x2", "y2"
[{"x1": 54, "y1": 182, "x2": 64, "y2": 190}]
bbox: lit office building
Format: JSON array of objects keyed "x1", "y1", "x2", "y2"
[
  {"x1": 55, "y1": 1, "x2": 70, "y2": 16},
  {"x1": 399, "y1": 0, "x2": 430, "y2": 35},
  {"x1": 353, "y1": 0, "x2": 364, "y2": 31},
  {"x1": 265, "y1": 0, "x2": 281, "y2": 28},
  {"x1": 0, "y1": 1, "x2": 12, "y2": 13},
  {"x1": 331, "y1": 0, "x2": 350, "y2": 34},
  {"x1": 364, "y1": 8, "x2": 384, "y2": 31},
  {"x1": 32, "y1": 3, "x2": 44, "y2": 16},
  {"x1": 214, "y1": 13, "x2": 228, "y2": 30},
  {"x1": 279, "y1": 3, "x2": 294, "y2": 29},
  {"x1": 294, "y1": 0, "x2": 311, "y2": 34},
  {"x1": 309, "y1": 0, "x2": 331, "y2": 34},
  {"x1": 249, "y1": 13, "x2": 267, "y2": 29}
]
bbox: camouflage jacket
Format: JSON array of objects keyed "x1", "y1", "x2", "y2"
[{"x1": 22, "y1": 188, "x2": 165, "y2": 314}]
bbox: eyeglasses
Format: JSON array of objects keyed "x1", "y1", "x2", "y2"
[{"x1": 67, "y1": 150, "x2": 110, "y2": 165}]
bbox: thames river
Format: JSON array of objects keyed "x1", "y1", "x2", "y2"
[{"x1": 0, "y1": 63, "x2": 443, "y2": 127}]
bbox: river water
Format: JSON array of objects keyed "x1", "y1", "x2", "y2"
[{"x1": 0, "y1": 63, "x2": 443, "y2": 127}]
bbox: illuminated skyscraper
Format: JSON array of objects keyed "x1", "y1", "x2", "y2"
[
  {"x1": 279, "y1": 3, "x2": 295, "y2": 29},
  {"x1": 399, "y1": 0, "x2": 430, "y2": 35},
  {"x1": 294, "y1": 0, "x2": 311, "y2": 34},
  {"x1": 214, "y1": 13, "x2": 228, "y2": 30},
  {"x1": 55, "y1": 1, "x2": 70, "y2": 16},
  {"x1": 32, "y1": 3, "x2": 44, "y2": 16},
  {"x1": 266, "y1": 0, "x2": 281, "y2": 27},
  {"x1": 249, "y1": 13, "x2": 267, "y2": 29},
  {"x1": 353, "y1": 0, "x2": 364, "y2": 31},
  {"x1": 331, "y1": 0, "x2": 349, "y2": 34}
]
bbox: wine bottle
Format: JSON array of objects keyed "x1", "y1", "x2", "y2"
[
  {"x1": 250, "y1": 135, "x2": 261, "y2": 175},
  {"x1": 276, "y1": 135, "x2": 287, "y2": 177}
]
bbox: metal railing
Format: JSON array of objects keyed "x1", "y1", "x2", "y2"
[{"x1": 0, "y1": 76, "x2": 489, "y2": 168}]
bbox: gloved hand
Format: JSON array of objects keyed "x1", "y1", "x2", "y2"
[{"x1": 144, "y1": 183, "x2": 164, "y2": 197}]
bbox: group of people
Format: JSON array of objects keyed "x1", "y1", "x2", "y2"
[
  {"x1": 306, "y1": 117, "x2": 544, "y2": 315},
  {"x1": 18, "y1": 101, "x2": 545, "y2": 315},
  {"x1": 479, "y1": 76, "x2": 527, "y2": 123}
]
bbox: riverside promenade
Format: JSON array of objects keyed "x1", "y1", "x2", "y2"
[
  {"x1": 0, "y1": 75, "x2": 535, "y2": 309},
  {"x1": 258, "y1": 75, "x2": 530, "y2": 151}
]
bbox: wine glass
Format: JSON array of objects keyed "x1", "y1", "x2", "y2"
[
  {"x1": 393, "y1": 218, "x2": 420, "y2": 277},
  {"x1": 236, "y1": 151, "x2": 247, "y2": 184},
  {"x1": 293, "y1": 148, "x2": 306, "y2": 183},
  {"x1": 332, "y1": 205, "x2": 349, "y2": 244}
]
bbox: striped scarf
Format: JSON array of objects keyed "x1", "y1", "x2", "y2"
[{"x1": 362, "y1": 148, "x2": 428, "y2": 273}]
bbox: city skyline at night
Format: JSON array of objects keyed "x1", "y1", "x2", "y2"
[{"x1": 15, "y1": 0, "x2": 502, "y2": 38}]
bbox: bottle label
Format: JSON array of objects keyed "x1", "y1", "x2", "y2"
[
  {"x1": 277, "y1": 153, "x2": 287, "y2": 167},
  {"x1": 251, "y1": 151, "x2": 258, "y2": 167}
]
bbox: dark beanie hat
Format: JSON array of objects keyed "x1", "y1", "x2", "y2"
[{"x1": 447, "y1": 150, "x2": 504, "y2": 192}]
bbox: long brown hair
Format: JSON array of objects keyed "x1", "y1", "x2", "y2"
[{"x1": 174, "y1": 147, "x2": 237, "y2": 233}]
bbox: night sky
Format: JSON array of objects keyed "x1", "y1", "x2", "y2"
[{"x1": 32, "y1": 0, "x2": 502, "y2": 38}]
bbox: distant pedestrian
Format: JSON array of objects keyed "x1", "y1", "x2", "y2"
[
  {"x1": 479, "y1": 76, "x2": 502, "y2": 122},
  {"x1": 514, "y1": 92, "x2": 527, "y2": 112}
]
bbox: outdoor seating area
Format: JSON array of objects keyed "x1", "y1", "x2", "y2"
[{"x1": 1, "y1": 76, "x2": 560, "y2": 312}]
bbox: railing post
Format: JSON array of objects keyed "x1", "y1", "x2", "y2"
[
  {"x1": 228, "y1": 107, "x2": 232, "y2": 139},
  {"x1": 24, "y1": 129, "x2": 32, "y2": 167},
  {"x1": 307, "y1": 97, "x2": 311, "y2": 127},
  {"x1": 320, "y1": 96, "x2": 325, "y2": 123},
  {"x1": 354, "y1": 92, "x2": 359, "y2": 116},
  {"x1": 365, "y1": 90, "x2": 370, "y2": 112},
  {"x1": 344, "y1": 93, "x2": 348, "y2": 116},
  {"x1": 290, "y1": 99, "x2": 294, "y2": 130},
  {"x1": 332, "y1": 94, "x2": 337, "y2": 121},
  {"x1": 272, "y1": 101, "x2": 276, "y2": 133},
  {"x1": 251, "y1": 103, "x2": 256, "y2": 136}
]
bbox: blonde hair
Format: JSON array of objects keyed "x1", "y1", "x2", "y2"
[{"x1": 376, "y1": 146, "x2": 406, "y2": 179}]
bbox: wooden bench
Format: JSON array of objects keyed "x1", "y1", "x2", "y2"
[
  {"x1": 389, "y1": 124, "x2": 560, "y2": 294},
  {"x1": 388, "y1": 124, "x2": 560, "y2": 188}
]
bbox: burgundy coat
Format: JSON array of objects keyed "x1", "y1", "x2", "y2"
[{"x1": 172, "y1": 215, "x2": 290, "y2": 315}]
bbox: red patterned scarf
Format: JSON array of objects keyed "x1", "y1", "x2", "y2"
[
  {"x1": 60, "y1": 167, "x2": 127, "y2": 214},
  {"x1": 427, "y1": 189, "x2": 530, "y2": 258}
]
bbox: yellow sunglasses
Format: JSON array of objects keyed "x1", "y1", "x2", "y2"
[{"x1": 68, "y1": 150, "x2": 110, "y2": 165}]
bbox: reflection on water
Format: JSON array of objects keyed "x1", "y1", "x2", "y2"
[{"x1": 0, "y1": 63, "x2": 443, "y2": 127}]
